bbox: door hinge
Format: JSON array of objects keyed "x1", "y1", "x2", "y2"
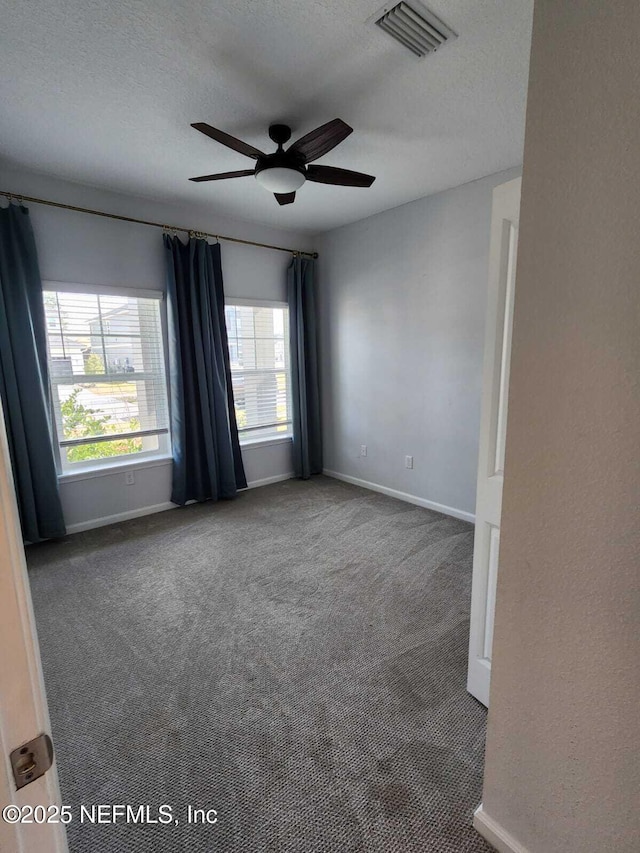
[{"x1": 10, "y1": 733, "x2": 54, "y2": 790}]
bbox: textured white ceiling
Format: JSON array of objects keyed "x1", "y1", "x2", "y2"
[{"x1": 0, "y1": 0, "x2": 532, "y2": 234}]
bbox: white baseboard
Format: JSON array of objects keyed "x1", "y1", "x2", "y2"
[
  {"x1": 65, "y1": 474, "x2": 295, "y2": 534},
  {"x1": 322, "y1": 469, "x2": 475, "y2": 524},
  {"x1": 65, "y1": 501, "x2": 176, "y2": 534},
  {"x1": 245, "y1": 472, "x2": 294, "y2": 490},
  {"x1": 473, "y1": 805, "x2": 531, "y2": 853}
]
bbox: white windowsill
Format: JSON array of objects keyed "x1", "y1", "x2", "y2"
[
  {"x1": 240, "y1": 435, "x2": 293, "y2": 451},
  {"x1": 57, "y1": 437, "x2": 292, "y2": 483},
  {"x1": 58, "y1": 454, "x2": 173, "y2": 484}
]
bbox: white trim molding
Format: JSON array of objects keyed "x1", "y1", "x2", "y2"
[
  {"x1": 322, "y1": 469, "x2": 475, "y2": 524},
  {"x1": 240, "y1": 436, "x2": 293, "y2": 451},
  {"x1": 473, "y1": 805, "x2": 532, "y2": 853},
  {"x1": 245, "y1": 472, "x2": 294, "y2": 490},
  {"x1": 226, "y1": 297, "x2": 287, "y2": 310},
  {"x1": 58, "y1": 455, "x2": 172, "y2": 484},
  {"x1": 65, "y1": 501, "x2": 176, "y2": 534},
  {"x1": 64, "y1": 473, "x2": 295, "y2": 534},
  {"x1": 43, "y1": 280, "x2": 164, "y2": 300}
]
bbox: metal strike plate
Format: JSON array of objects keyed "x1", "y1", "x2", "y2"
[{"x1": 10, "y1": 733, "x2": 53, "y2": 790}]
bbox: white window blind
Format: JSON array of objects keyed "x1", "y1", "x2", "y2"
[
  {"x1": 225, "y1": 302, "x2": 292, "y2": 442},
  {"x1": 43, "y1": 288, "x2": 170, "y2": 470}
]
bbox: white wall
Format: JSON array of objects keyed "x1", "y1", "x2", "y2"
[
  {"x1": 317, "y1": 167, "x2": 520, "y2": 520},
  {"x1": 477, "y1": 2, "x2": 640, "y2": 852},
  {"x1": 0, "y1": 166, "x2": 315, "y2": 531}
]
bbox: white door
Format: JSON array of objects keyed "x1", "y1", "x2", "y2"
[
  {"x1": 0, "y1": 398, "x2": 68, "y2": 853},
  {"x1": 467, "y1": 177, "x2": 521, "y2": 707}
]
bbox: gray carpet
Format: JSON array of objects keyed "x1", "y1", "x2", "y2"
[{"x1": 27, "y1": 475, "x2": 492, "y2": 853}]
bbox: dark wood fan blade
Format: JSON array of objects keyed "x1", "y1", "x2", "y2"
[
  {"x1": 191, "y1": 123, "x2": 264, "y2": 160},
  {"x1": 189, "y1": 170, "x2": 255, "y2": 182},
  {"x1": 275, "y1": 192, "x2": 296, "y2": 205},
  {"x1": 306, "y1": 165, "x2": 376, "y2": 187},
  {"x1": 287, "y1": 119, "x2": 353, "y2": 163}
]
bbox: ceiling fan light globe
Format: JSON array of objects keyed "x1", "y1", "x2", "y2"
[{"x1": 255, "y1": 167, "x2": 306, "y2": 194}]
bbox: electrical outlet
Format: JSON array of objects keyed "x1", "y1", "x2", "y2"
[
  {"x1": 125, "y1": 471, "x2": 135, "y2": 485},
  {"x1": 360, "y1": 445, "x2": 367, "y2": 457},
  {"x1": 405, "y1": 455, "x2": 414, "y2": 469}
]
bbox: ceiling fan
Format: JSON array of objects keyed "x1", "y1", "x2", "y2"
[{"x1": 189, "y1": 119, "x2": 376, "y2": 205}]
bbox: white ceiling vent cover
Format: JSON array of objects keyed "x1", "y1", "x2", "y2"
[{"x1": 374, "y1": 1, "x2": 457, "y2": 58}]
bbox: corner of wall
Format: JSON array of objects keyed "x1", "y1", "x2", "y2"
[{"x1": 473, "y1": 805, "x2": 532, "y2": 853}]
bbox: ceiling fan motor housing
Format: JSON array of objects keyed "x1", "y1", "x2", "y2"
[
  {"x1": 257, "y1": 125, "x2": 306, "y2": 187},
  {"x1": 268, "y1": 124, "x2": 292, "y2": 146},
  {"x1": 254, "y1": 149, "x2": 306, "y2": 180}
]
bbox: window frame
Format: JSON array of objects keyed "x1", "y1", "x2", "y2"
[
  {"x1": 224, "y1": 297, "x2": 293, "y2": 445},
  {"x1": 43, "y1": 281, "x2": 172, "y2": 476}
]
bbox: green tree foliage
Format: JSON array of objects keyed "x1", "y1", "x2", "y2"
[
  {"x1": 84, "y1": 352, "x2": 105, "y2": 375},
  {"x1": 60, "y1": 389, "x2": 142, "y2": 462}
]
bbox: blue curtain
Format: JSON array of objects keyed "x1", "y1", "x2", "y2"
[
  {"x1": 0, "y1": 204, "x2": 66, "y2": 541},
  {"x1": 164, "y1": 236, "x2": 246, "y2": 505},
  {"x1": 288, "y1": 256, "x2": 322, "y2": 479}
]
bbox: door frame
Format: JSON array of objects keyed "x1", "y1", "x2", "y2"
[
  {"x1": 0, "y1": 396, "x2": 68, "y2": 853},
  {"x1": 467, "y1": 177, "x2": 522, "y2": 707}
]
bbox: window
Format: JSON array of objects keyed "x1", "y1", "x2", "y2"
[
  {"x1": 43, "y1": 287, "x2": 170, "y2": 471},
  {"x1": 225, "y1": 301, "x2": 292, "y2": 442}
]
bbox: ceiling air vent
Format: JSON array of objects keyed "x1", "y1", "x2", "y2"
[{"x1": 374, "y1": 1, "x2": 457, "y2": 58}]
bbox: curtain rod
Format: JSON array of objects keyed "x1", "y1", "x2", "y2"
[{"x1": 0, "y1": 190, "x2": 318, "y2": 259}]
